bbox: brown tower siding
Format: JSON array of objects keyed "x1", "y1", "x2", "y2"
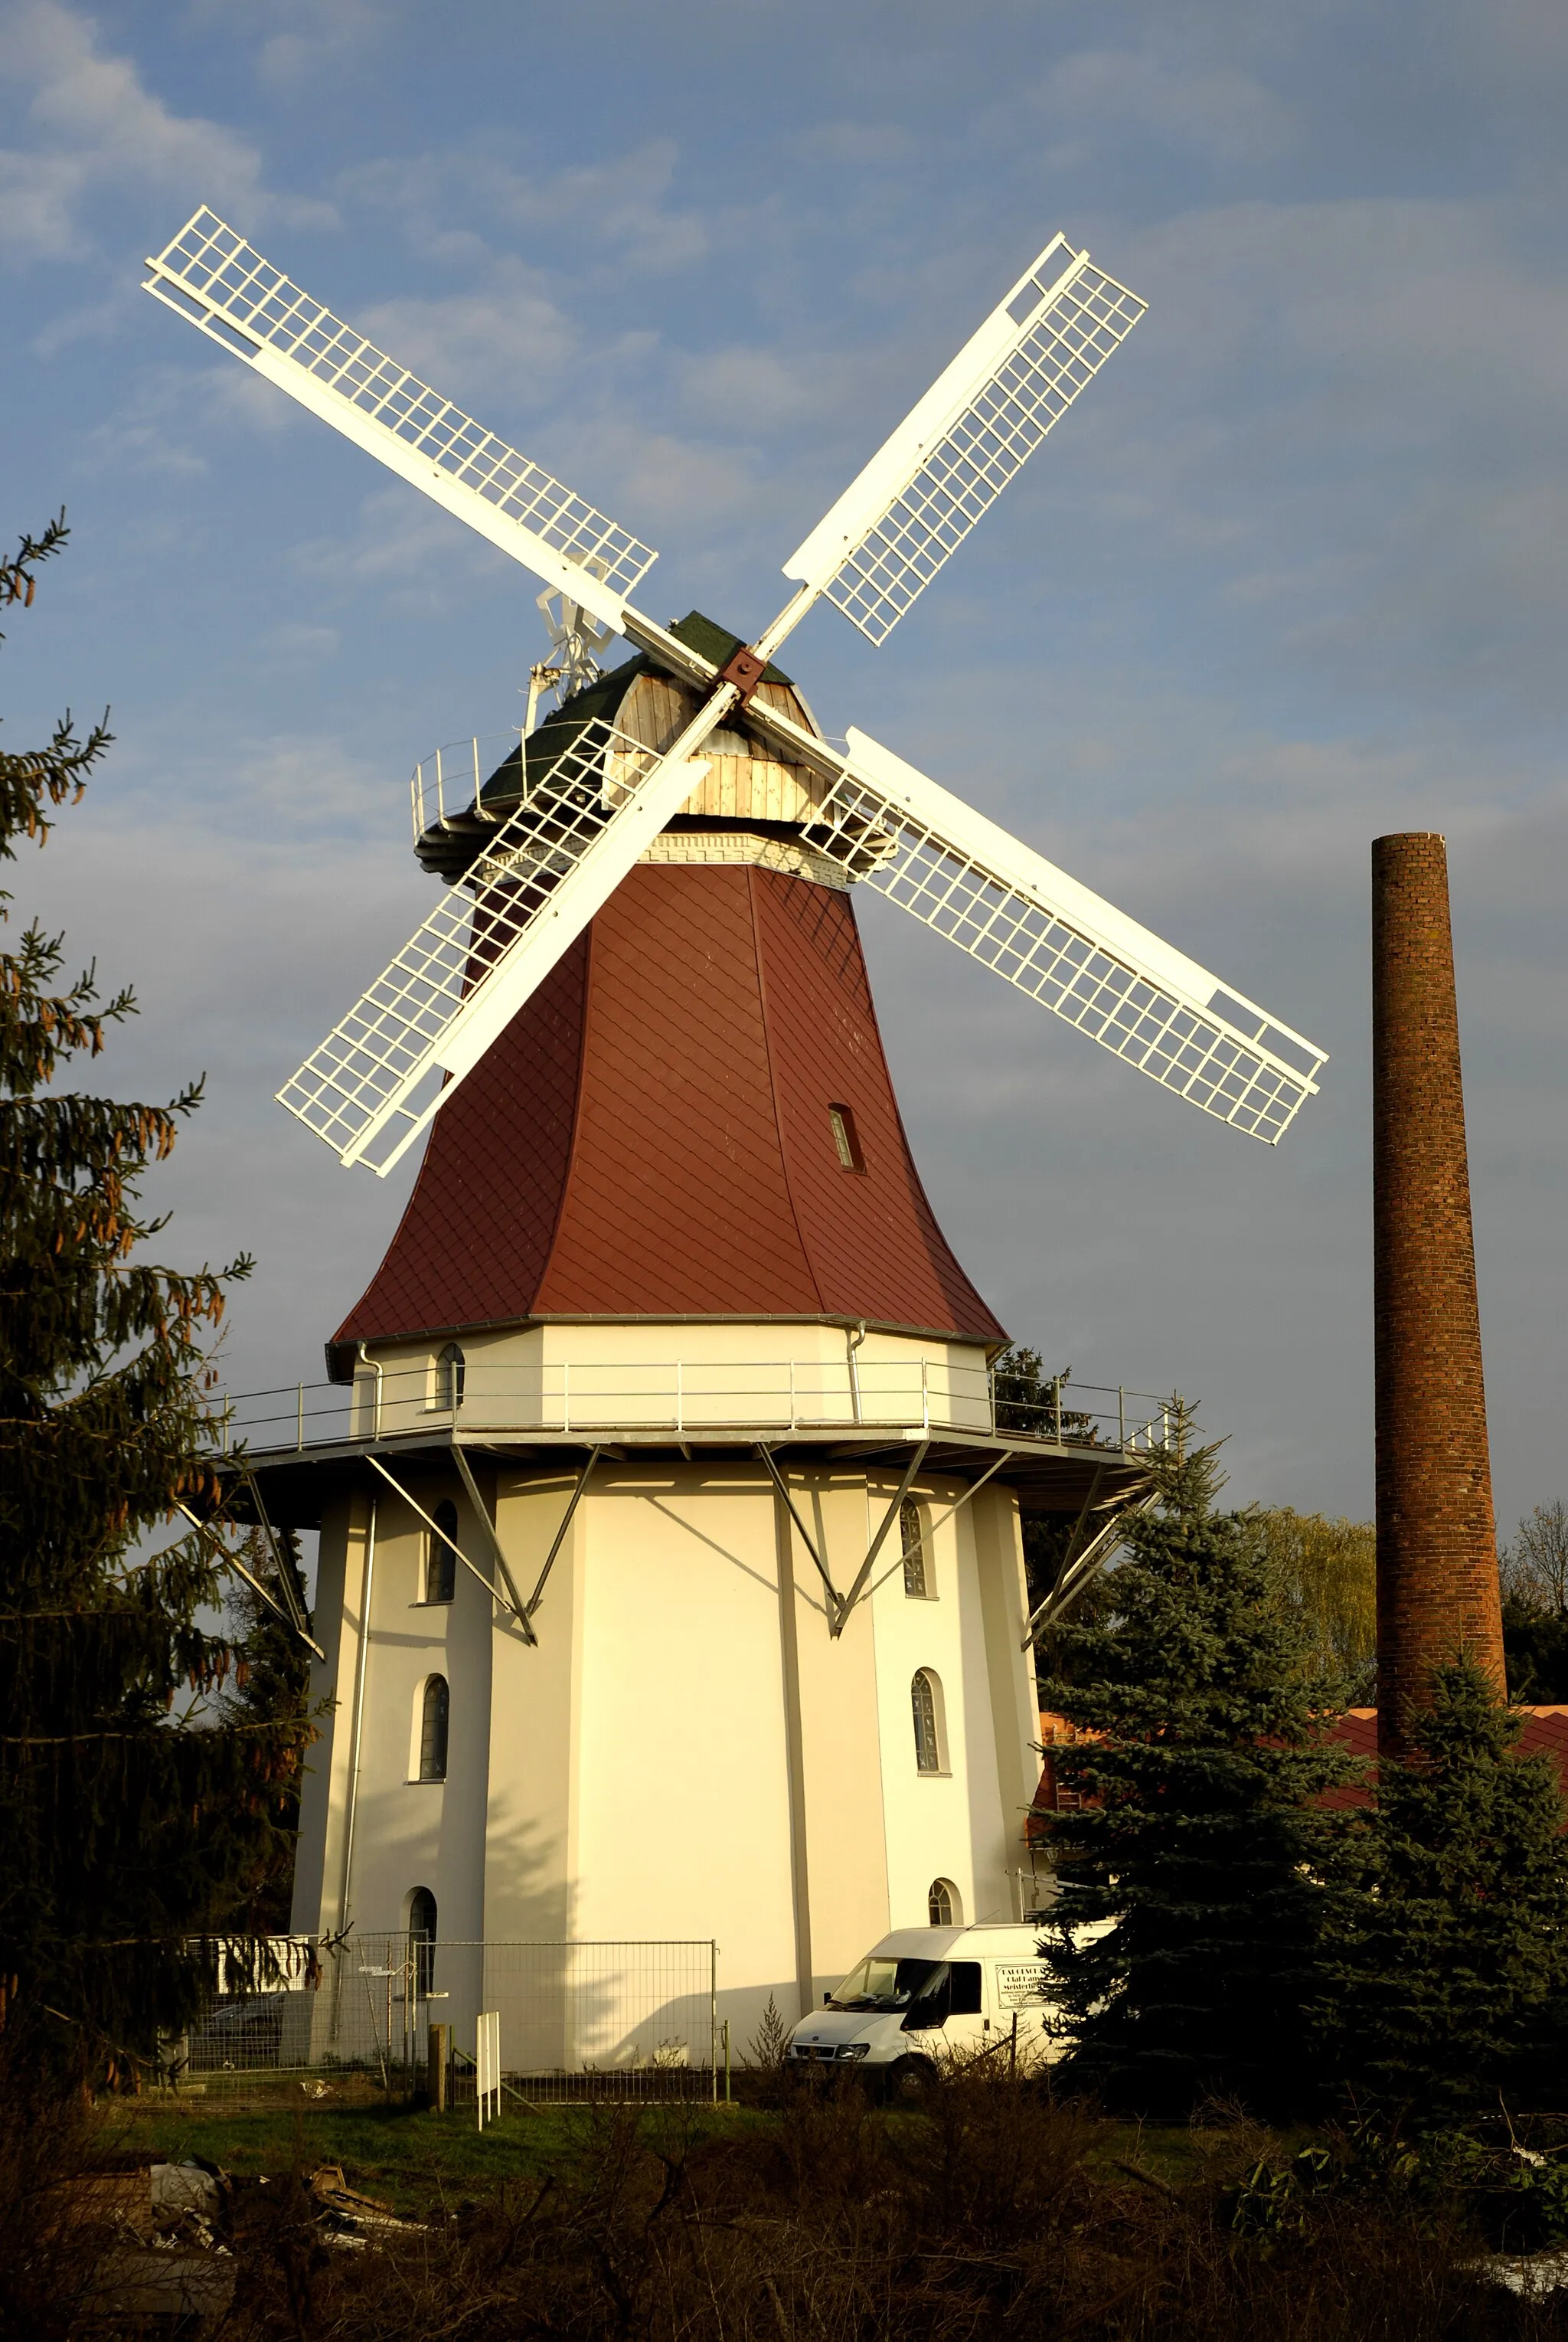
[{"x1": 1372, "y1": 832, "x2": 1504, "y2": 1755}]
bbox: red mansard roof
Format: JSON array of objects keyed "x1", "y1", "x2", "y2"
[{"x1": 331, "y1": 859, "x2": 1005, "y2": 1360}]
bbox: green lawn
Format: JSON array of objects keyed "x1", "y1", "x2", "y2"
[{"x1": 94, "y1": 2097, "x2": 775, "y2": 2211}]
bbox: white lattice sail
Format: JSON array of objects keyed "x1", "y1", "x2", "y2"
[
  {"x1": 782, "y1": 235, "x2": 1145, "y2": 646},
  {"x1": 278, "y1": 722, "x2": 710, "y2": 1174},
  {"x1": 142, "y1": 208, "x2": 654, "y2": 633},
  {"x1": 804, "y1": 729, "x2": 1325, "y2": 1143}
]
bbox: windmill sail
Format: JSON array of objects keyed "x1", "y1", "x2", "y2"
[
  {"x1": 278, "y1": 721, "x2": 711, "y2": 1173},
  {"x1": 142, "y1": 208, "x2": 653, "y2": 635},
  {"x1": 782, "y1": 235, "x2": 1145, "y2": 646},
  {"x1": 803, "y1": 729, "x2": 1325, "y2": 1143}
]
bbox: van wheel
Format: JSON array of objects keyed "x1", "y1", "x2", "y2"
[{"x1": 884, "y1": 2056, "x2": 937, "y2": 2105}]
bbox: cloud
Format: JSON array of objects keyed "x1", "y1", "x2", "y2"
[
  {"x1": 74, "y1": 356, "x2": 298, "y2": 481},
  {"x1": 0, "y1": 0, "x2": 328, "y2": 264},
  {"x1": 336, "y1": 139, "x2": 709, "y2": 278},
  {"x1": 351, "y1": 269, "x2": 580, "y2": 408},
  {"x1": 290, "y1": 482, "x2": 510, "y2": 607},
  {"x1": 797, "y1": 120, "x2": 918, "y2": 167},
  {"x1": 1036, "y1": 47, "x2": 1297, "y2": 171}
]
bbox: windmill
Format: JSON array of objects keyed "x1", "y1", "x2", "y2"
[
  {"x1": 144, "y1": 210, "x2": 1325, "y2": 1179},
  {"x1": 143, "y1": 209, "x2": 1325, "y2": 2062}
]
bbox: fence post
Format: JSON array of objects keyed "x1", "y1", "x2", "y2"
[
  {"x1": 723, "y1": 2019, "x2": 731, "y2": 2105},
  {"x1": 297, "y1": 1383, "x2": 305, "y2": 1451},
  {"x1": 428, "y1": 2021, "x2": 449, "y2": 2112},
  {"x1": 476, "y1": 2010, "x2": 500, "y2": 2131},
  {"x1": 1119, "y1": 1386, "x2": 1126, "y2": 1447},
  {"x1": 1053, "y1": 1378, "x2": 1063, "y2": 1444},
  {"x1": 710, "y1": 1942, "x2": 719, "y2": 2107}
]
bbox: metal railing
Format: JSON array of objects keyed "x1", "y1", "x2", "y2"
[
  {"x1": 410, "y1": 730, "x2": 528, "y2": 839},
  {"x1": 207, "y1": 1359, "x2": 1175, "y2": 1459},
  {"x1": 175, "y1": 1934, "x2": 720, "y2": 2108}
]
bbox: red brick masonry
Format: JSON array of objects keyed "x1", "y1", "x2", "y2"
[{"x1": 1372, "y1": 834, "x2": 1504, "y2": 1758}]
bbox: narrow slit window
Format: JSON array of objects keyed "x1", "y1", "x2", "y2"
[
  {"x1": 426, "y1": 1500, "x2": 458, "y2": 1604},
  {"x1": 911, "y1": 1670, "x2": 942, "y2": 1774},
  {"x1": 436, "y1": 1342, "x2": 466, "y2": 1411},
  {"x1": 418, "y1": 1675, "x2": 449, "y2": 1781},
  {"x1": 828, "y1": 1104, "x2": 864, "y2": 1173},
  {"x1": 409, "y1": 1887, "x2": 437, "y2": 1995},
  {"x1": 900, "y1": 1498, "x2": 928, "y2": 1598}
]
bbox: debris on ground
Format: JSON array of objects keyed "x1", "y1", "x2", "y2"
[
  {"x1": 52, "y1": 2158, "x2": 237, "y2": 2320},
  {"x1": 307, "y1": 2164, "x2": 429, "y2": 2250},
  {"x1": 1475, "y1": 2248, "x2": 1568, "y2": 2299}
]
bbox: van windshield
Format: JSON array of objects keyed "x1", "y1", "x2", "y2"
[{"x1": 828, "y1": 1957, "x2": 946, "y2": 2011}]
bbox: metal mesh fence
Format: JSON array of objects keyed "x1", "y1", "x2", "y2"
[{"x1": 174, "y1": 1936, "x2": 719, "y2": 2109}]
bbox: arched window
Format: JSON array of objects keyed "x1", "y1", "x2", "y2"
[
  {"x1": 418, "y1": 1676, "x2": 449, "y2": 1781},
  {"x1": 437, "y1": 1341, "x2": 466, "y2": 1412},
  {"x1": 408, "y1": 1887, "x2": 437, "y2": 1996},
  {"x1": 911, "y1": 1669, "x2": 942, "y2": 1774},
  {"x1": 900, "y1": 1498, "x2": 927, "y2": 1598},
  {"x1": 426, "y1": 1500, "x2": 458, "y2": 1604},
  {"x1": 928, "y1": 1878, "x2": 962, "y2": 1927}
]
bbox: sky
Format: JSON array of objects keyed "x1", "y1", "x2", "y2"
[{"x1": 2, "y1": 0, "x2": 1565, "y2": 1529}]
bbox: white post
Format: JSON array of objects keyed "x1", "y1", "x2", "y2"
[{"x1": 475, "y1": 2009, "x2": 500, "y2": 2131}]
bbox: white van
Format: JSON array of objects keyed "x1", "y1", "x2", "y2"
[{"x1": 786, "y1": 1921, "x2": 1085, "y2": 2098}]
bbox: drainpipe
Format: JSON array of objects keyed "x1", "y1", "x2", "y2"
[
  {"x1": 845, "y1": 1322, "x2": 866, "y2": 1427},
  {"x1": 358, "y1": 1340, "x2": 384, "y2": 1440},
  {"x1": 338, "y1": 1493, "x2": 377, "y2": 1931}
]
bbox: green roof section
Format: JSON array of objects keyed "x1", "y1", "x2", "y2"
[{"x1": 665, "y1": 610, "x2": 795, "y2": 689}]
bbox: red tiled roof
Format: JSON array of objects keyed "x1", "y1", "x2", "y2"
[
  {"x1": 1321, "y1": 1706, "x2": 1568, "y2": 1809},
  {"x1": 1024, "y1": 1706, "x2": 1568, "y2": 1837},
  {"x1": 332, "y1": 862, "x2": 1005, "y2": 1353}
]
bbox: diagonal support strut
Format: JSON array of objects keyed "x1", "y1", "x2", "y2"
[
  {"x1": 758, "y1": 1445, "x2": 848, "y2": 1627},
  {"x1": 450, "y1": 1445, "x2": 529, "y2": 1621},
  {"x1": 364, "y1": 1454, "x2": 532, "y2": 1638},
  {"x1": 835, "y1": 1441, "x2": 931, "y2": 1634},
  {"x1": 521, "y1": 1447, "x2": 602, "y2": 1624}
]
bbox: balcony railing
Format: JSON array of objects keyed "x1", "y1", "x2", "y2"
[{"x1": 208, "y1": 1358, "x2": 1175, "y2": 1459}]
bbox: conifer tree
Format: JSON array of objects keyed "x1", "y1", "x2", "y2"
[
  {"x1": 0, "y1": 515, "x2": 312, "y2": 2100},
  {"x1": 218, "y1": 1528, "x2": 315, "y2": 1932},
  {"x1": 1317, "y1": 1657, "x2": 1568, "y2": 2120},
  {"x1": 1037, "y1": 1415, "x2": 1358, "y2": 2115}
]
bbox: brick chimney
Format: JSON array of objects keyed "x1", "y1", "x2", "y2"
[{"x1": 1372, "y1": 833, "x2": 1504, "y2": 1756}]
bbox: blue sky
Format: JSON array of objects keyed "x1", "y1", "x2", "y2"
[{"x1": 3, "y1": 0, "x2": 1566, "y2": 1527}]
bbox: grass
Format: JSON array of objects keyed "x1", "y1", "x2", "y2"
[
  {"x1": 17, "y1": 2075, "x2": 1561, "y2": 2337},
  {"x1": 96, "y1": 2090, "x2": 1210, "y2": 2213},
  {"x1": 93, "y1": 2095, "x2": 775, "y2": 2208}
]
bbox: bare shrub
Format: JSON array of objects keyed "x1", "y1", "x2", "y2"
[{"x1": 194, "y1": 2074, "x2": 1568, "y2": 2338}]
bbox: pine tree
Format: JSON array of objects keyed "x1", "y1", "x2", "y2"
[
  {"x1": 1317, "y1": 1657, "x2": 1568, "y2": 2121},
  {"x1": 1036, "y1": 1415, "x2": 1359, "y2": 2115},
  {"x1": 218, "y1": 1528, "x2": 315, "y2": 1933},
  {"x1": 0, "y1": 515, "x2": 312, "y2": 2100}
]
